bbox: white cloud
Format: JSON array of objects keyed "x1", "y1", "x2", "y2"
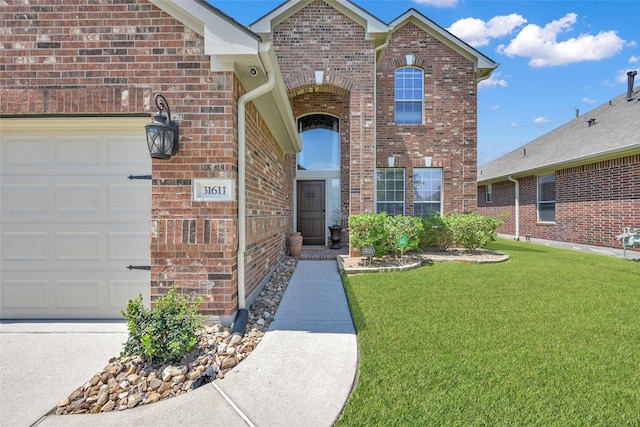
[
  {"x1": 582, "y1": 97, "x2": 596, "y2": 104},
  {"x1": 510, "y1": 123, "x2": 520, "y2": 128},
  {"x1": 413, "y1": 0, "x2": 458, "y2": 8},
  {"x1": 533, "y1": 117, "x2": 550, "y2": 123},
  {"x1": 489, "y1": 104, "x2": 501, "y2": 111},
  {"x1": 630, "y1": 55, "x2": 639, "y2": 64},
  {"x1": 448, "y1": 14, "x2": 527, "y2": 47},
  {"x1": 478, "y1": 72, "x2": 508, "y2": 89},
  {"x1": 497, "y1": 13, "x2": 626, "y2": 67}
]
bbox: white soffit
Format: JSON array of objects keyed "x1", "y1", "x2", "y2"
[{"x1": 150, "y1": 0, "x2": 260, "y2": 66}]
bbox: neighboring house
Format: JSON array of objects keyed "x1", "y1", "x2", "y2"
[
  {"x1": 478, "y1": 72, "x2": 640, "y2": 252},
  {"x1": 1, "y1": 0, "x2": 497, "y2": 320}
]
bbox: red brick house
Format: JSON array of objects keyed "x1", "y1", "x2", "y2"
[
  {"x1": 1, "y1": 0, "x2": 497, "y2": 320},
  {"x1": 478, "y1": 75, "x2": 639, "y2": 252}
]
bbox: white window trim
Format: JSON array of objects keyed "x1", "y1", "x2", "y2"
[
  {"x1": 375, "y1": 168, "x2": 406, "y2": 215},
  {"x1": 413, "y1": 167, "x2": 443, "y2": 216},
  {"x1": 486, "y1": 183, "x2": 492, "y2": 203},
  {"x1": 537, "y1": 173, "x2": 556, "y2": 223},
  {"x1": 395, "y1": 66, "x2": 424, "y2": 125}
]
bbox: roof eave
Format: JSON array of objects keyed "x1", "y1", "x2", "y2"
[{"x1": 478, "y1": 144, "x2": 640, "y2": 184}]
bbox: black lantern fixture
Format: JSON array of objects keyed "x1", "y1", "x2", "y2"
[{"x1": 145, "y1": 93, "x2": 179, "y2": 159}]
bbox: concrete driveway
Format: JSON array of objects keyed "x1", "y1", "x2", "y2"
[{"x1": 0, "y1": 322, "x2": 128, "y2": 427}]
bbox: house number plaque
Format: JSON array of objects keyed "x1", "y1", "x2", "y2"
[{"x1": 193, "y1": 179, "x2": 235, "y2": 202}]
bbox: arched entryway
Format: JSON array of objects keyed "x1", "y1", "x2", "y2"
[{"x1": 296, "y1": 114, "x2": 341, "y2": 245}]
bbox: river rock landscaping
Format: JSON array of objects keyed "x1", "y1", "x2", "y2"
[{"x1": 55, "y1": 256, "x2": 298, "y2": 415}]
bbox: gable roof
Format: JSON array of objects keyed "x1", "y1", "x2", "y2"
[
  {"x1": 478, "y1": 84, "x2": 640, "y2": 183},
  {"x1": 250, "y1": 0, "x2": 498, "y2": 82},
  {"x1": 250, "y1": 0, "x2": 388, "y2": 44},
  {"x1": 389, "y1": 9, "x2": 498, "y2": 81}
]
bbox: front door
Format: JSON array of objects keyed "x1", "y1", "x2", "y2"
[{"x1": 297, "y1": 180, "x2": 325, "y2": 245}]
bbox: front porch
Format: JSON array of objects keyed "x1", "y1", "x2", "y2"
[{"x1": 299, "y1": 245, "x2": 349, "y2": 260}]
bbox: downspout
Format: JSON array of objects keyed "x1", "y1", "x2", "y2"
[
  {"x1": 372, "y1": 41, "x2": 388, "y2": 214},
  {"x1": 507, "y1": 176, "x2": 520, "y2": 240},
  {"x1": 237, "y1": 72, "x2": 276, "y2": 309}
]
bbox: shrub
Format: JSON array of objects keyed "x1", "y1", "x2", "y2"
[
  {"x1": 121, "y1": 288, "x2": 204, "y2": 364},
  {"x1": 445, "y1": 211, "x2": 504, "y2": 251},
  {"x1": 385, "y1": 214, "x2": 423, "y2": 256},
  {"x1": 349, "y1": 211, "x2": 503, "y2": 255},
  {"x1": 348, "y1": 212, "x2": 392, "y2": 256},
  {"x1": 420, "y1": 214, "x2": 454, "y2": 251}
]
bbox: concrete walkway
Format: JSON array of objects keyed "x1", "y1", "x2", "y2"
[{"x1": 0, "y1": 260, "x2": 358, "y2": 427}]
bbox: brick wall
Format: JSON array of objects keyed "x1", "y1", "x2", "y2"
[
  {"x1": 1, "y1": 0, "x2": 293, "y2": 317},
  {"x1": 377, "y1": 22, "x2": 479, "y2": 214},
  {"x1": 290, "y1": 90, "x2": 351, "y2": 244},
  {"x1": 478, "y1": 154, "x2": 640, "y2": 250},
  {"x1": 273, "y1": 0, "x2": 376, "y2": 217}
]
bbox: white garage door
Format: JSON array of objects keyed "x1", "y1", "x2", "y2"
[{"x1": 1, "y1": 118, "x2": 151, "y2": 319}]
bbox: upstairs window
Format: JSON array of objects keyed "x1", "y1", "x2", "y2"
[
  {"x1": 395, "y1": 67, "x2": 424, "y2": 125},
  {"x1": 537, "y1": 173, "x2": 556, "y2": 222}
]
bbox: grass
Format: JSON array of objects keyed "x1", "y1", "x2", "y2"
[{"x1": 337, "y1": 239, "x2": 640, "y2": 426}]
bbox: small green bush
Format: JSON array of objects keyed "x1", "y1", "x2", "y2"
[
  {"x1": 121, "y1": 288, "x2": 203, "y2": 364},
  {"x1": 385, "y1": 214, "x2": 423, "y2": 256},
  {"x1": 445, "y1": 211, "x2": 504, "y2": 251},
  {"x1": 348, "y1": 212, "x2": 392, "y2": 256},
  {"x1": 420, "y1": 214, "x2": 454, "y2": 251},
  {"x1": 349, "y1": 211, "x2": 504, "y2": 255}
]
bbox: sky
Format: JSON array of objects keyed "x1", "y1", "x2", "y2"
[{"x1": 209, "y1": 0, "x2": 639, "y2": 166}]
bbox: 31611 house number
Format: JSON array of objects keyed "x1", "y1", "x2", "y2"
[
  {"x1": 202, "y1": 185, "x2": 226, "y2": 196},
  {"x1": 193, "y1": 179, "x2": 235, "y2": 202}
]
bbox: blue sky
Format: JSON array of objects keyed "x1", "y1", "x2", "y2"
[{"x1": 210, "y1": 0, "x2": 638, "y2": 166}]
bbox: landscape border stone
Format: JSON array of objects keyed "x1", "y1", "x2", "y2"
[{"x1": 338, "y1": 249, "x2": 509, "y2": 274}]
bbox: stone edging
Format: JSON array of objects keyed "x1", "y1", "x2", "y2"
[{"x1": 337, "y1": 251, "x2": 509, "y2": 274}]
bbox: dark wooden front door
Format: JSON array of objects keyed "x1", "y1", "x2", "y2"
[{"x1": 297, "y1": 180, "x2": 325, "y2": 245}]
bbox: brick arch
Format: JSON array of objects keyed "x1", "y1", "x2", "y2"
[
  {"x1": 390, "y1": 57, "x2": 433, "y2": 75},
  {"x1": 285, "y1": 72, "x2": 356, "y2": 98}
]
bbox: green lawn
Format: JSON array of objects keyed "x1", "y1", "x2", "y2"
[{"x1": 337, "y1": 240, "x2": 640, "y2": 426}]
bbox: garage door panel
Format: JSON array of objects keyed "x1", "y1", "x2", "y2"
[
  {"x1": 108, "y1": 136, "x2": 152, "y2": 166},
  {"x1": 1, "y1": 137, "x2": 49, "y2": 166},
  {"x1": 54, "y1": 137, "x2": 101, "y2": 165},
  {"x1": 1, "y1": 280, "x2": 49, "y2": 310},
  {"x1": 2, "y1": 184, "x2": 50, "y2": 214},
  {"x1": 3, "y1": 226, "x2": 149, "y2": 266},
  {"x1": 55, "y1": 232, "x2": 101, "y2": 261},
  {"x1": 3, "y1": 179, "x2": 149, "y2": 220},
  {"x1": 55, "y1": 280, "x2": 101, "y2": 309},
  {"x1": 109, "y1": 279, "x2": 150, "y2": 310},
  {"x1": 1, "y1": 270, "x2": 149, "y2": 319},
  {"x1": 1, "y1": 120, "x2": 151, "y2": 319},
  {"x1": 108, "y1": 232, "x2": 149, "y2": 262},
  {"x1": 108, "y1": 183, "x2": 151, "y2": 214},
  {"x1": 1, "y1": 232, "x2": 49, "y2": 261},
  {"x1": 55, "y1": 184, "x2": 102, "y2": 213}
]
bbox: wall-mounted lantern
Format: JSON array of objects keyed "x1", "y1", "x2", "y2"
[{"x1": 145, "y1": 93, "x2": 179, "y2": 159}]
